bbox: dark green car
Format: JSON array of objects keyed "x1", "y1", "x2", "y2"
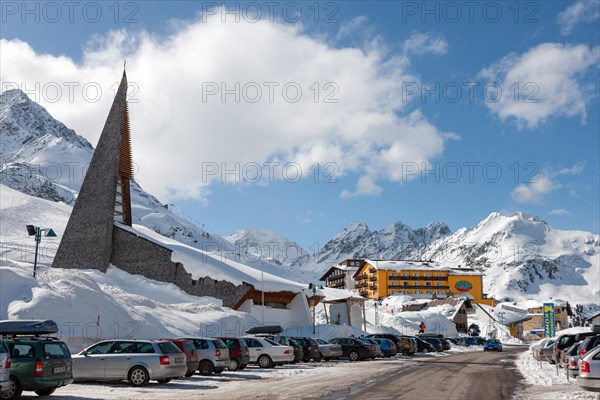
[{"x1": 0, "y1": 337, "x2": 73, "y2": 399}]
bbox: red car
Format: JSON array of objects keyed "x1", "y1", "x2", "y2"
[
  {"x1": 218, "y1": 338, "x2": 250, "y2": 371},
  {"x1": 163, "y1": 339, "x2": 198, "y2": 377}
]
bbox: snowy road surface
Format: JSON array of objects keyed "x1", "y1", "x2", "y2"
[
  {"x1": 325, "y1": 345, "x2": 526, "y2": 400},
  {"x1": 15, "y1": 348, "x2": 527, "y2": 400}
]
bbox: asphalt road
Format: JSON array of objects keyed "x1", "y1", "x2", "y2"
[{"x1": 325, "y1": 346, "x2": 527, "y2": 400}]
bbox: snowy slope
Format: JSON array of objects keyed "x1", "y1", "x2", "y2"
[
  {"x1": 303, "y1": 220, "x2": 451, "y2": 273},
  {"x1": 423, "y1": 212, "x2": 600, "y2": 304},
  {"x1": 0, "y1": 89, "x2": 93, "y2": 204}
]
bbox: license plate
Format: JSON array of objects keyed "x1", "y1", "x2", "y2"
[
  {"x1": 53, "y1": 366, "x2": 66, "y2": 374},
  {"x1": 175, "y1": 357, "x2": 184, "y2": 363}
]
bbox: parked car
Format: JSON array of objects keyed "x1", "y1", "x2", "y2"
[
  {"x1": 439, "y1": 338, "x2": 452, "y2": 351},
  {"x1": 290, "y1": 337, "x2": 321, "y2": 362},
  {"x1": 372, "y1": 338, "x2": 397, "y2": 357},
  {"x1": 0, "y1": 340, "x2": 11, "y2": 395},
  {"x1": 578, "y1": 335, "x2": 600, "y2": 359},
  {"x1": 421, "y1": 337, "x2": 443, "y2": 352},
  {"x1": 218, "y1": 337, "x2": 250, "y2": 371},
  {"x1": 289, "y1": 339, "x2": 304, "y2": 363},
  {"x1": 472, "y1": 336, "x2": 487, "y2": 346},
  {"x1": 367, "y1": 334, "x2": 409, "y2": 355},
  {"x1": 464, "y1": 337, "x2": 477, "y2": 347},
  {"x1": 329, "y1": 338, "x2": 375, "y2": 361},
  {"x1": 447, "y1": 337, "x2": 467, "y2": 346},
  {"x1": 565, "y1": 343, "x2": 582, "y2": 378},
  {"x1": 483, "y1": 339, "x2": 503, "y2": 352},
  {"x1": 407, "y1": 337, "x2": 418, "y2": 354},
  {"x1": 183, "y1": 338, "x2": 229, "y2": 375},
  {"x1": 361, "y1": 338, "x2": 383, "y2": 358},
  {"x1": 577, "y1": 345, "x2": 600, "y2": 392},
  {"x1": 554, "y1": 330, "x2": 596, "y2": 365},
  {"x1": 414, "y1": 337, "x2": 436, "y2": 353},
  {"x1": 242, "y1": 337, "x2": 294, "y2": 368},
  {"x1": 531, "y1": 338, "x2": 553, "y2": 361},
  {"x1": 398, "y1": 336, "x2": 416, "y2": 355},
  {"x1": 164, "y1": 339, "x2": 198, "y2": 377},
  {"x1": 3, "y1": 335, "x2": 73, "y2": 398},
  {"x1": 73, "y1": 339, "x2": 187, "y2": 386},
  {"x1": 540, "y1": 342, "x2": 557, "y2": 364},
  {"x1": 315, "y1": 339, "x2": 342, "y2": 360}
]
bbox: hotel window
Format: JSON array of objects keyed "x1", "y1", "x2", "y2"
[
  {"x1": 403, "y1": 282, "x2": 409, "y2": 286},
  {"x1": 402, "y1": 290, "x2": 408, "y2": 294},
  {"x1": 425, "y1": 291, "x2": 431, "y2": 294},
  {"x1": 413, "y1": 282, "x2": 419, "y2": 286},
  {"x1": 425, "y1": 273, "x2": 431, "y2": 277},
  {"x1": 413, "y1": 273, "x2": 420, "y2": 277},
  {"x1": 425, "y1": 282, "x2": 431, "y2": 286},
  {"x1": 414, "y1": 290, "x2": 420, "y2": 294},
  {"x1": 435, "y1": 273, "x2": 440, "y2": 277},
  {"x1": 436, "y1": 282, "x2": 443, "y2": 286},
  {"x1": 402, "y1": 273, "x2": 409, "y2": 277}
]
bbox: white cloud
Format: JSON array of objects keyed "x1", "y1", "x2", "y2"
[
  {"x1": 402, "y1": 32, "x2": 448, "y2": 56},
  {"x1": 340, "y1": 176, "x2": 383, "y2": 199},
  {"x1": 0, "y1": 15, "x2": 452, "y2": 202},
  {"x1": 511, "y1": 176, "x2": 561, "y2": 204},
  {"x1": 548, "y1": 208, "x2": 571, "y2": 216},
  {"x1": 511, "y1": 163, "x2": 585, "y2": 204},
  {"x1": 558, "y1": 1, "x2": 600, "y2": 35},
  {"x1": 479, "y1": 42, "x2": 599, "y2": 129},
  {"x1": 336, "y1": 16, "x2": 369, "y2": 40}
]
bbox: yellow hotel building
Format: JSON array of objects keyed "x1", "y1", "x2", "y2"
[{"x1": 352, "y1": 259, "x2": 496, "y2": 306}]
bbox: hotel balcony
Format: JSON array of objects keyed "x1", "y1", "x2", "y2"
[{"x1": 369, "y1": 275, "x2": 378, "y2": 281}]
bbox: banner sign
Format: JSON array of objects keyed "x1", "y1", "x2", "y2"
[{"x1": 543, "y1": 303, "x2": 555, "y2": 338}]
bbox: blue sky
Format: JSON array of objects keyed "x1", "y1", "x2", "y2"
[{"x1": 1, "y1": 1, "x2": 599, "y2": 249}]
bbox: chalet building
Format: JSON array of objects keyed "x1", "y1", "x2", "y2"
[
  {"x1": 398, "y1": 296, "x2": 472, "y2": 334},
  {"x1": 319, "y1": 259, "x2": 365, "y2": 290},
  {"x1": 511, "y1": 300, "x2": 573, "y2": 333},
  {"x1": 351, "y1": 259, "x2": 496, "y2": 306}
]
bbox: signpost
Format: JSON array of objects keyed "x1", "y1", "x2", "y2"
[{"x1": 543, "y1": 303, "x2": 555, "y2": 338}]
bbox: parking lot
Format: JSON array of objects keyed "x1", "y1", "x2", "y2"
[{"x1": 9, "y1": 347, "x2": 524, "y2": 400}]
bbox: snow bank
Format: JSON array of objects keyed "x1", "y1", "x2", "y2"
[{"x1": 0, "y1": 266, "x2": 260, "y2": 352}]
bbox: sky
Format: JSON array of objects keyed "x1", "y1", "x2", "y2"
[{"x1": 1, "y1": 1, "x2": 599, "y2": 249}]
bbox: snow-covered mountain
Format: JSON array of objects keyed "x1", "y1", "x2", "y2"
[
  {"x1": 304, "y1": 220, "x2": 452, "y2": 272},
  {"x1": 0, "y1": 89, "x2": 93, "y2": 204},
  {"x1": 226, "y1": 227, "x2": 310, "y2": 268},
  {"x1": 423, "y1": 211, "x2": 600, "y2": 303}
]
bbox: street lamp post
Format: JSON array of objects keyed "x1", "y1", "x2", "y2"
[{"x1": 26, "y1": 225, "x2": 57, "y2": 278}]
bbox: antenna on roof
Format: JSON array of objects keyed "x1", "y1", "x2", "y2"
[{"x1": 123, "y1": 59, "x2": 127, "y2": 71}]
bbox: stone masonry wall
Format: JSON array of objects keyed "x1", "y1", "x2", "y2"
[{"x1": 111, "y1": 226, "x2": 252, "y2": 308}]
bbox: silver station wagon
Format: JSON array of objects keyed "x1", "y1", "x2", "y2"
[{"x1": 72, "y1": 340, "x2": 187, "y2": 386}]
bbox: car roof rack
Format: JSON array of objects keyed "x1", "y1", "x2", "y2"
[
  {"x1": 245, "y1": 325, "x2": 283, "y2": 335},
  {"x1": 0, "y1": 320, "x2": 59, "y2": 336}
]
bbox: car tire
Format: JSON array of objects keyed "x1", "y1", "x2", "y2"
[
  {"x1": 185, "y1": 371, "x2": 195, "y2": 377},
  {"x1": 34, "y1": 387, "x2": 56, "y2": 396},
  {"x1": 128, "y1": 366, "x2": 150, "y2": 386},
  {"x1": 257, "y1": 354, "x2": 273, "y2": 368},
  {"x1": 238, "y1": 364, "x2": 247, "y2": 370},
  {"x1": 313, "y1": 356, "x2": 322, "y2": 362},
  {"x1": 324, "y1": 357, "x2": 331, "y2": 361},
  {"x1": 228, "y1": 359, "x2": 240, "y2": 371},
  {"x1": 214, "y1": 368, "x2": 224, "y2": 374},
  {"x1": 348, "y1": 351, "x2": 360, "y2": 362},
  {"x1": 0, "y1": 376, "x2": 22, "y2": 400},
  {"x1": 402, "y1": 349, "x2": 409, "y2": 356},
  {"x1": 199, "y1": 360, "x2": 215, "y2": 376},
  {"x1": 422, "y1": 348, "x2": 429, "y2": 353},
  {"x1": 156, "y1": 378, "x2": 171, "y2": 384}
]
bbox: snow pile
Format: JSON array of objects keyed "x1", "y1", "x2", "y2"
[{"x1": 1, "y1": 266, "x2": 260, "y2": 352}]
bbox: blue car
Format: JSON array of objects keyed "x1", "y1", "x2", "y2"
[{"x1": 483, "y1": 339, "x2": 503, "y2": 352}]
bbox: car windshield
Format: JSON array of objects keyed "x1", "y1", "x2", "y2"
[
  {"x1": 213, "y1": 340, "x2": 227, "y2": 349},
  {"x1": 158, "y1": 342, "x2": 181, "y2": 354},
  {"x1": 85, "y1": 341, "x2": 114, "y2": 355},
  {"x1": 0, "y1": 341, "x2": 7, "y2": 353},
  {"x1": 44, "y1": 342, "x2": 70, "y2": 358},
  {"x1": 264, "y1": 338, "x2": 280, "y2": 346},
  {"x1": 182, "y1": 341, "x2": 195, "y2": 352}
]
